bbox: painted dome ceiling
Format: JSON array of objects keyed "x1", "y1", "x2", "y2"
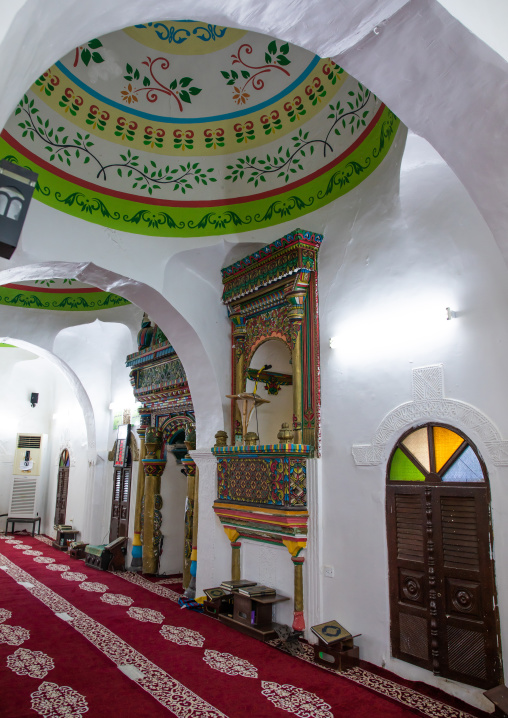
[{"x1": 0, "y1": 21, "x2": 400, "y2": 237}]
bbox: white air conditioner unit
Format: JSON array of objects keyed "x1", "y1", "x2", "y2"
[
  {"x1": 8, "y1": 434, "x2": 44, "y2": 519},
  {"x1": 13, "y1": 434, "x2": 42, "y2": 476}
]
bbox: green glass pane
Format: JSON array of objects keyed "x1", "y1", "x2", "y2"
[{"x1": 390, "y1": 448, "x2": 426, "y2": 481}]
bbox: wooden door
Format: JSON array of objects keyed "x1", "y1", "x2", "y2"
[
  {"x1": 109, "y1": 465, "x2": 131, "y2": 542},
  {"x1": 387, "y1": 424, "x2": 501, "y2": 689},
  {"x1": 54, "y1": 449, "x2": 70, "y2": 527}
]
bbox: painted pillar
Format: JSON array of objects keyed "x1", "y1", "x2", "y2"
[
  {"x1": 142, "y1": 428, "x2": 166, "y2": 575},
  {"x1": 131, "y1": 410, "x2": 150, "y2": 570},
  {"x1": 231, "y1": 310, "x2": 247, "y2": 442},
  {"x1": 224, "y1": 528, "x2": 241, "y2": 581},
  {"x1": 181, "y1": 454, "x2": 196, "y2": 590},
  {"x1": 287, "y1": 270, "x2": 310, "y2": 444},
  {"x1": 292, "y1": 556, "x2": 305, "y2": 632},
  {"x1": 184, "y1": 463, "x2": 200, "y2": 598},
  {"x1": 284, "y1": 540, "x2": 306, "y2": 633}
]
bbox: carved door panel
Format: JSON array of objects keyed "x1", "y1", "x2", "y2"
[
  {"x1": 109, "y1": 466, "x2": 131, "y2": 542},
  {"x1": 387, "y1": 424, "x2": 501, "y2": 690},
  {"x1": 433, "y1": 487, "x2": 500, "y2": 687},
  {"x1": 387, "y1": 486, "x2": 433, "y2": 672},
  {"x1": 54, "y1": 449, "x2": 70, "y2": 527}
]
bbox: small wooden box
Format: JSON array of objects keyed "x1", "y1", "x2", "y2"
[
  {"x1": 313, "y1": 639, "x2": 360, "y2": 671},
  {"x1": 69, "y1": 543, "x2": 88, "y2": 559},
  {"x1": 204, "y1": 594, "x2": 234, "y2": 618}
]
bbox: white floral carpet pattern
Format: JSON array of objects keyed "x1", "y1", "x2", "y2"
[
  {"x1": 203, "y1": 649, "x2": 258, "y2": 678},
  {"x1": 30, "y1": 681, "x2": 89, "y2": 718},
  {"x1": 7, "y1": 647, "x2": 55, "y2": 678},
  {"x1": 160, "y1": 625, "x2": 205, "y2": 647},
  {"x1": 127, "y1": 606, "x2": 165, "y2": 623},
  {"x1": 34, "y1": 557, "x2": 55, "y2": 564},
  {"x1": 261, "y1": 681, "x2": 333, "y2": 718},
  {"x1": 0, "y1": 623, "x2": 30, "y2": 646},
  {"x1": 46, "y1": 564, "x2": 69, "y2": 572},
  {"x1": 61, "y1": 572, "x2": 88, "y2": 582},
  {"x1": 0, "y1": 607, "x2": 12, "y2": 622},
  {"x1": 23, "y1": 550, "x2": 43, "y2": 556},
  {"x1": 78, "y1": 582, "x2": 109, "y2": 593},
  {"x1": 0, "y1": 551, "x2": 227, "y2": 718},
  {"x1": 100, "y1": 593, "x2": 133, "y2": 606}
]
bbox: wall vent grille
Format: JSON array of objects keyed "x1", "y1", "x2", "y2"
[
  {"x1": 17, "y1": 435, "x2": 41, "y2": 449},
  {"x1": 9, "y1": 476, "x2": 37, "y2": 517}
]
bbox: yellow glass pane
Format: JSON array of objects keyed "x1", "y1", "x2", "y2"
[
  {"x1": 402, "y1": 428, "x2": 430, "y2": 471},
  {"x1": 433, "y1": 426, "x2": 464, "y2": 471}
]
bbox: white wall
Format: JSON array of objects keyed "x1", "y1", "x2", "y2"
[
  {"x1": 0, "y1": 347, "x2": 79, "y2": 535},
  {"x1": 158, "y1": 455, "x2": 187, "y2": 576}
]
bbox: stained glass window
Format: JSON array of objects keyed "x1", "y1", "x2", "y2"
[{"x1": 388, "y1": 424, "x2": 485, "y2": 483}]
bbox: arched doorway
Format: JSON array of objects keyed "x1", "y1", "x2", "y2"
[
  {"x1": 386, "y1": 423, "x2": 501, "y2": 689},
  {"x1": 54, "y1": 449, "x2": 70, "y2": 526}
]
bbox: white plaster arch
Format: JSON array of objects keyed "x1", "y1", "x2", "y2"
[
  {"x1": 0, "y1": 261, "x2": 223, "y2": 447},
  {"x1": 0, "y1": 336, "x2": 96, "y2": 455},
  {"x1": 0, "y1": 1, "x2": 508, "y2": 263},
  {"x1": 352, "y1": 365, "x2": 508, "y2": 468}
]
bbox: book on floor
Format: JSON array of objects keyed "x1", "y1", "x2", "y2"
[{"x1": 310, "y1": 620, "x2": 352, "y2": 645}]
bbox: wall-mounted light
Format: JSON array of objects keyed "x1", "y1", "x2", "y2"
[
  {"x1": 329, "y1": 337, "x2": 338, "y2": 349},
  {"x1": 30, "y1": 392, "x2": 38, "y2": 408},
  {"x1": 446, "y1": 307, "x2": 456, "y2": 320}
]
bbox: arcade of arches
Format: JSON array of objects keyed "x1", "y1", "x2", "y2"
[{"x1": 1, "y1": 4, "x2": 508, "y2": 715}]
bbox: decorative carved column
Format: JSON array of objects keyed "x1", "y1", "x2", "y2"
[
  {"x1": 224, "y1": 528, "x2": 241, "y2": 581},
  {"x1": 131, "y1": 410, "x2": 150, "y2": 570},
  {"x1": 181, "y1": 453, "x2": 196, "y2": 590},
  {"x1": 284, "y1": 540, "x2": 307, "y2": 632},
  {"x1": 142, "y1": 428, "x2": 166, "y2": 575},
  {"x1": 230, "y1": 310, "x2": 247, "y2": 442},
  {"x1": 287, "y1": 270, "x2": 310, "y2": 444}
]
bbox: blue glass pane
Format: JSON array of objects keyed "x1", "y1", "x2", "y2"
[{"x1": 442, "y1": 445, "x2": 484, "y2": 482}]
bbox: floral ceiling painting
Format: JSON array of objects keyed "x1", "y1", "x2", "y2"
[
  {"x1": 0, "y1": 21, "x2": 401, "y2": 237},
  {"x1": 0, "y1": 279, "x2": 129, "y2": 311}
]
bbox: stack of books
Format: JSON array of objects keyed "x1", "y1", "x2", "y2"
[
  {"x1": 220, "y1": 579, "x2": 257, "y2": 591},
  {"x1": 238, "y1": 584, "x2": 276, "y2": 597},
  {"x1": 55, "y1": 524, "x2": 73, "y2": 531}
]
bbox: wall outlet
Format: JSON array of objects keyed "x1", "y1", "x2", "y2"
[{"x1": 324, "y1": 565, "x2": 334, "y2": 578}]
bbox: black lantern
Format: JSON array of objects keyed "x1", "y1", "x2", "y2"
[{"x1": 0, "y1": 159, "x2": 38, "y2": 259}]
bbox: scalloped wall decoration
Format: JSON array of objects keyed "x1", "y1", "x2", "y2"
[{"x1": 352, "y1": 365, "x2": 508, "y2": 467}]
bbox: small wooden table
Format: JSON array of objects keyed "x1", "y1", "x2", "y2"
[
  {"x1": 52, "y1": 529, "x2": 78, "y2": 551},
  {"x1": 219, "y1": 591, "x2": 289, "y2": 642},
  {"x1": 6, "y1": 516, "x2": 41, "y2": 536}
]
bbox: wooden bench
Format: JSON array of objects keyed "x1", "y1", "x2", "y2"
[{"x1": 6, "y1": 516, "x2": 41, "y2": 536}]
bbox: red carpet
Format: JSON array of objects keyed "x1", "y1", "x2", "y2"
[{"x1": 0, "y1": 533, "x2": 490, "y2": 718}]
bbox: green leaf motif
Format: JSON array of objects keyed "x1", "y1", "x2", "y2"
[{"x1": 81, "y1": 48, "x2": 92, "y2": 66}]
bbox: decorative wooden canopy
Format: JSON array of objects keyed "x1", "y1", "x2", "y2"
[{"x1": 221, "y1": 227, "x2": 323, "y2": 450}]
